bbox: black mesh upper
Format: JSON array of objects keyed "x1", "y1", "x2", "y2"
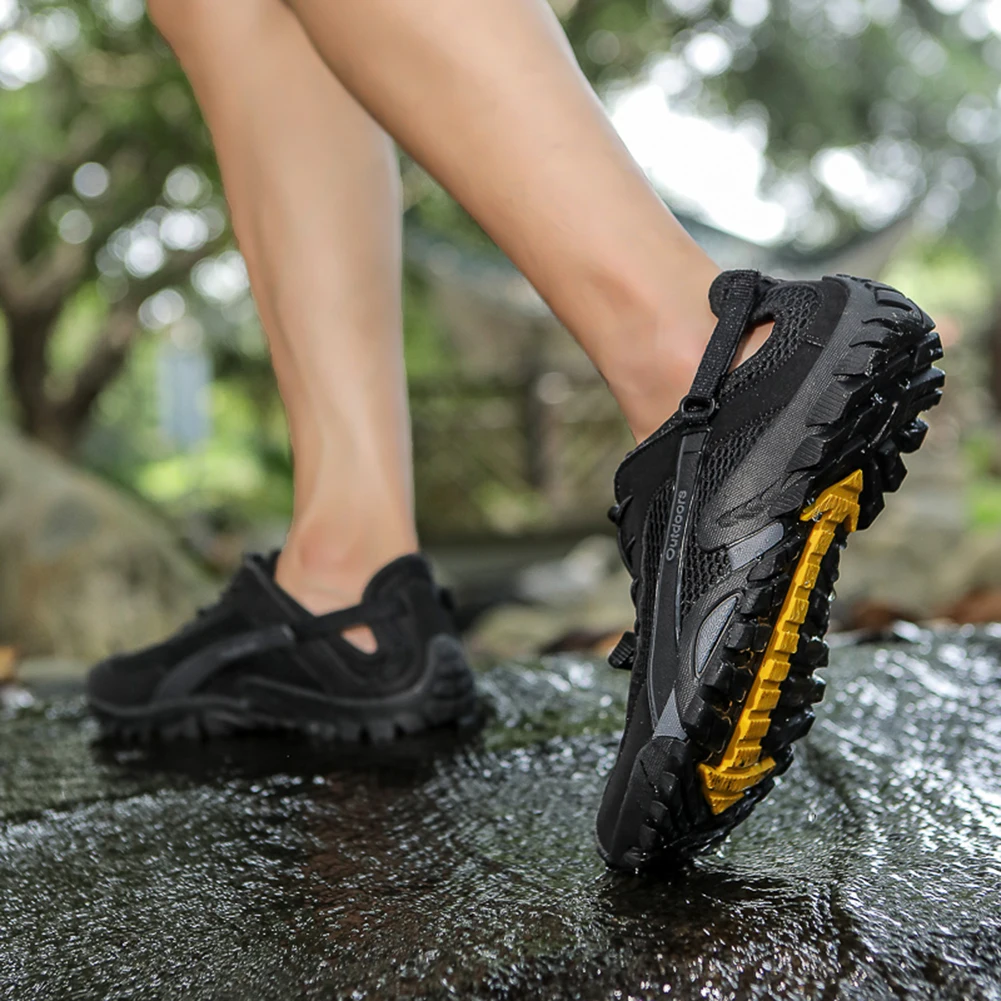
[
  {"x1": 669, "y1": 283, "x2": 821, "y2": 618},
  {"x1": 679, "y1": 408, "x2": 780, "y2": 618},
  {"x1": 679, "y1": 544, "x2": 731, "y2": 621},
  {"x1": 634, "y1": 478, "x2": 675, "y2": 642},
  {"x1": 618, "y1": 276, "x2": 825, "y2": 645},
  {"x1": 721, "y1": 284, "x2": 821, "y2": 401}
]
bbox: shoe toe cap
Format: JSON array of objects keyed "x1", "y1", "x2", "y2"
[{"x1": 86, "y1": 652, "x2": 160, "y2": 710}]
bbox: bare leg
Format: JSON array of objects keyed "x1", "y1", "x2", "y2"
[
  {"x1": 147, "y1": 0, "x2": 414, "y2": 637},
  {"x1": 286, "y1": 0, "x2": 770, "y2": 442}
]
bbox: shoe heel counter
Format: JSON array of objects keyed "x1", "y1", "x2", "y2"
[
  {"x1": 402, "y1": 574, "x2": 461, "y2": 645},
  {"x1": 404, "y1": 581, "x2": 476, "y2": 723}
]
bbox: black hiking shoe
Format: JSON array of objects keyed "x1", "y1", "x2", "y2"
[
  {"x1": 87, "y1": 552, "x2": 478, "y2": 743},
  {"x1": 597, "y1": 271, "x2": 944, "y2": 870}
]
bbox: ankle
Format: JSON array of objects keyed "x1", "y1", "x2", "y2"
[
  {"x1": 597, "y1": 269, "x2": 774, "y2": 443},
  {"x1": 276, "y1": 524, "x2": 418, "y2": 614},
  {"x1": 600, "y1": 291, "x2": 719, "y2": 443},
  {"x1": 276, "y1": 529, "x2": 417, "y2": 655}
]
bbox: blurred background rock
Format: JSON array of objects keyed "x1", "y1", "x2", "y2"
[{"x1": 0, "y1": 0, "x2": 998, "y2": 669}]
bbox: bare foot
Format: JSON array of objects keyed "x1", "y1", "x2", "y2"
[
  {"x1": 276, "y1": 547, "x2": 384, "y2": 653},
  {"x1": 732, "y1": 319, "x2": 774, "y2": 370},
  {"x1": 608, "y1": 286, "x2": 777, "y2": 444}
]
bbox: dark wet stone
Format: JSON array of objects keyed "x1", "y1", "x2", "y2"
[{"x1": 2, "y1": 629, "x2": 1001, "y2": 1000}]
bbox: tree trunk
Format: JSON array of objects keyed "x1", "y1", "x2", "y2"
[
  {"x1": 4, "y1": 297, "x2": 144, "y2": 456},
  {"x1": 988, "y1": 293, "x2": 1001, "y2": 415},
  {"x1": 8, "y1": 310, "x2": 55, "y2": 439},
  {"x1": 7, "y1": 309, "x2": 80, "y2": 456}
]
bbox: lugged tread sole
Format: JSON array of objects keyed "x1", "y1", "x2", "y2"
[
  {"x1": 603, "y1": 277, "x2": 944, "y2": 871},
  {"x1": 698, "y1": 469, "x2": 862, "y2": 813}
]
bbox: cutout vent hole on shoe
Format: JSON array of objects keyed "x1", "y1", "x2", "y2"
[{"x1": 341, "y1": 626, "x2": 378, "y2": 654}]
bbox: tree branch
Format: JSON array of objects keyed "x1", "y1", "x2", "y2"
[
  {"x1": 0, "y1": 116, "x2": 106, "y2": 250},
  {"x1": 14, "y1": 146, "x2": 158, "y2": 318},
  {"x1": 19, "y1": 241, "x2": 91, "y2": 310},
  {"x1": 0, "y1": 116, "x2": 108, "y2": 315},
  {"x1": 53, "y1": 301, "x2": 139, "y2": 433},
  {"x1": 53, "y1": 236, "x2": 231, "y2": 439}
]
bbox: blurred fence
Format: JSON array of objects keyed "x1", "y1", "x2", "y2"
[
  {"x1": 411, "y1": 374, "x2": 631, "y2": 541},
  {"x1": 404, "y1": 216, "x2": 921, "y2": 544}
]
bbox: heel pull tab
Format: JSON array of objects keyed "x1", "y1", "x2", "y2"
[{"x1": 679, "y1": 270, "x2": 762, "y2": 428}]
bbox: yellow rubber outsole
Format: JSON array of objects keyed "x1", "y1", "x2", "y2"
[{"x1": 698, "y1": 468, "x2": 864, "y2": 815}]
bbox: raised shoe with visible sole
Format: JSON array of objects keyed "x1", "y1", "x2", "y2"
[
  {"x1": 596, "y1": 270, "x2": 944, "y2": 870},
  {"x1": 87, "y1": 552, "x2": 478, "y2": 743}
]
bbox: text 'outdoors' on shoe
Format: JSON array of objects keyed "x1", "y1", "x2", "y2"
[
  {"x1": 87, "y1": 553, "x2": 478, "y2": 743},
  {"x1": 597, "y1": 270, "x2": 944, "y2": 870}
]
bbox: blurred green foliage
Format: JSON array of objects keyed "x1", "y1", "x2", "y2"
[
  {"x1": 0, "y1": 1, "x2": 225, "y2": 454},
  {"x1": 0, "y1": 0, "x2": 999, "y2": 541},
  {"x1": 417, "y1": 0, "x2": 1001, "y2": 257}
]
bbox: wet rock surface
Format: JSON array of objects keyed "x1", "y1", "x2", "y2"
[{"x1": 2, "y1": 629, "x2": 1001, "y2": 1000}]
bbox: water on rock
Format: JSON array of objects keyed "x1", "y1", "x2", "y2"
[{"x1": 2, "y1": 628, "x2": 1001, "y2": 1000}]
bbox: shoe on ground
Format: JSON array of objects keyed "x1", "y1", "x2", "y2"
[
  {"x1": 597, "y1": 270, "x2": 944, "y2": 870},
  {"x1": 87, "y1": 552, "x2": 478, "y2": 743}
]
